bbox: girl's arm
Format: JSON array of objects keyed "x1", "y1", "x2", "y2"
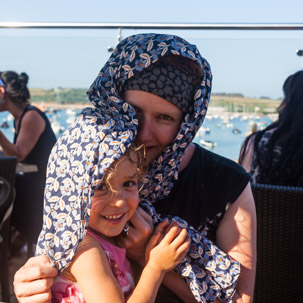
[
  {"x1": 70, "y1": 234, "x2": 125, "y2": 303},
  {"x1": 128, "y1": 221, "x2": 190, "y2": 303},
  {"x1": 0, "y1": 110, "x2": 45, "y2": 161},
  {"x1": 216, "y1": 183, "x2": 257, "y2": 303},
  {"x1": 71, "y1": 222, "x2": 190, "y2": 303}
]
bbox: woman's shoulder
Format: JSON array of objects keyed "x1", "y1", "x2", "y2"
[
  {"x1": 194, "y1": 143, "x2": 248, "y2": 176},
  {"x1": 182, "y1": 144, "x2": 251, "y2": 198},
  {"x1": 17, "y1": 105, "x2": 46, "y2": 133},
  {"x1": 23, "y1": 105, "x2": 47, "y2": 119}
]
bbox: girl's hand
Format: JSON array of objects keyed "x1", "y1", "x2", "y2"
[{"x1": 145, "y1": 220, "x2": 191, "y2": 273}]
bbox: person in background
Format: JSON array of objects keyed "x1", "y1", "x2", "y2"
[
  {"x1": 239, "y1": 70, "x2": 303, "y2": 186},
  {"x1": 0, "y1": 71, "x2": 57, "y2": 253},
  {"x1": 13, "y1": 33, "x2": 256, "y2": 303}
]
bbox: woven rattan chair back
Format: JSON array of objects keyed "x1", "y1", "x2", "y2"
[
  {"x1": 251, "y1": 183, "x2": 303, "y2": 303},
  {"x1": 0, "y1": 156, "x2": 17, "y2": 219},
  {"x1": 0, "y1": 156, "x2": 17, "y2": 303}
]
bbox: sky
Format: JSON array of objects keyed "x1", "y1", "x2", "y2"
[{"x1": 1, "y1": 0, "x2": 303, "y2": 99}]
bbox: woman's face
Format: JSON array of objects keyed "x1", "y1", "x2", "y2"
[{"x1": 124, "y1": 90, "x2": 183, "y2": 165}]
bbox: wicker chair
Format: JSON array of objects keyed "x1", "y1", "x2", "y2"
[
  {"x1": 251, "y1": 183, "x2": 303, "y2": 303},
  {"x1": 0, "y1": 156, "x2": 17, "y2": 303}
]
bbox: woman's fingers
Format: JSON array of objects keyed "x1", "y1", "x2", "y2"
[
  {"x1": 136, "y1": 206, "x2": 154, "y2": 226},
  {"x1": 123, "y1": 207, "x2": 153, "y2": 244},
  {"x1": 128, "y1": 207, "x2": 153, "y2": 238},
  {"x1": 14, "y1": 255, "x2": 57, "y2": 282},
  {"x1": 13, "y1": 255, "x2": 57, "y2": 302},
  {"x1": 115, "y1": 207, "x2": 154, "y2": 265},
  {"x1": 14, "y1": 279, "x2": 54, "y2": 303}
]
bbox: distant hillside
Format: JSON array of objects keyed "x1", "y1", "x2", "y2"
[
  {"x1": 210, "y1": 94, "x2": 281, "y2": 114},
  {"x1": 30, "y1": 88, "x2": 90, "y2": 105},
  {"x1": 29, "y1": 88, "x2": 281, "y2": 114}
]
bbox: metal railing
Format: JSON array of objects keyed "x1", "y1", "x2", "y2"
[{"x1": 1, "y1": 22, "x2": 303, "y2": 30}]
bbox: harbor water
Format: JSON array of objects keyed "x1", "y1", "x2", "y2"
[{"x1": 0, "y1": 108, "x2": 273, "y2": 162}]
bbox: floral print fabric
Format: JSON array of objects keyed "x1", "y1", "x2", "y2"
[
  {"x1": 36, "y1": 33, "x2": 240, "y2": 302},
  {"x1": 250, "y1": 130, "x2": 282, "y2": 183},
  {"x1": 52, "y1": 275, "x2": 86, "y2": 303}
]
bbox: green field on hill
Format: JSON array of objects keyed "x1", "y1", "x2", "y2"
[
  {"x1": 30, "y1": 88, "x2": 90, "y2": 105},
  {"x1": 29, "y1": 88, "x2": 281, "y2": 114},
  {"x1": 210, "y1": 94, "x2": 280, "y2": 114}
]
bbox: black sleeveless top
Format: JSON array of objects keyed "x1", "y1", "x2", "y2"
[
  {"x1": 154, "y1": 144, "x2": 250, "y2": 241},
  {"x1": 14, "y1": 105, "x2": 57, "y2": 179}
]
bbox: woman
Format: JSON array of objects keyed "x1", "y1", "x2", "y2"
[
  {"x1": 0, "y1": 71, "x2": 57, "y2": 248},
  {"x1": 14, "y1": 33, "x2": 256, "y2": 303},
  {"x1": 239, "y1": 70, "x2": 303, "y2": 186}
]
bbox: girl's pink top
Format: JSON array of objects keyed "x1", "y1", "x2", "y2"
[{"x1": 52, "y1": 229, "x2": 135, "y2": 302}]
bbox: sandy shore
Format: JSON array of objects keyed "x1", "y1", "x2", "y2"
[{"x1": 32, "y1": 102, "x2": 92, "y2": 110}]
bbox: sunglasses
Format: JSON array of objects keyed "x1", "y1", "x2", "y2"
[{"x1": 0, "y1": 78, "x2": 6, "y2": 93}]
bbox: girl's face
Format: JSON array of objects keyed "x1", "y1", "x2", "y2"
[
  {"x1": 124, "y1": 90, "x2": 183, "y2": 165},
  {"x1": 88, "y1": 156, "x2": 140, "y2": 239}
]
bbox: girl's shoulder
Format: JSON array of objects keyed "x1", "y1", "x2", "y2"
[
  {"x1": 62, "y1": 232, "x2": 106, "y2": 280},
  {"x1": 86, "y1": 228, "x2": 127, "y2": 258},
  {"x1": 66, "y1": 232, "x2": 112, "y2": 279}
]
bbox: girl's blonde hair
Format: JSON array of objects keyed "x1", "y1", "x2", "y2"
[{"x1": 102, "y1": 144, "x2": 146, "y2": 193}]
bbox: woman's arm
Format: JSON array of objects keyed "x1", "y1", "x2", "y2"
[
  {"x1": 0, "y1": 110, "x2": 45, "y2": 161},
  {"x1": 216, "y1": 183, "x2": 257, "y2": 303}
]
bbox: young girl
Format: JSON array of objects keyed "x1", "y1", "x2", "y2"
[{"x1": 36, "y1": 111, "x2": 191, "y2": 303}]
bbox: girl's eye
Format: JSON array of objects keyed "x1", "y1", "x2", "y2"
[
  {"x1": 98, "y1": 183, "x2": 108, "y2": 192},
  {"x1": 124, "y1": 180, "x2": 137, "y2": 188}
]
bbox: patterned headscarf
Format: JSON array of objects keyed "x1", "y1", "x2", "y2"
[
  {"x1": 122, "y1": 58, "x2": 199, "y2": 113},
  {"x1": 37, "y1": 33, "x2": 240, "y2": 302},
  {"x1": 88, "y1": 33, "x2": 211, "y2": 203}
]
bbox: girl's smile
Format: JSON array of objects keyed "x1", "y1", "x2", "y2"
[{"x1": 88, "y1": 155, "x2": 140, "y2": 240}]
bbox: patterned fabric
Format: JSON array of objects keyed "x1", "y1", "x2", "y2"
[
  {"x1": 52, "y1": 228, "x2": 135, "y2": 302},
  {"x1": 52, "y1": 275, "x2": 86, "y2": 303},
  {"x1": 37, "y1": 33, "x2": 240, "y2": 302},
  {"x1": 123, "y1": 59, "x2": 198, "y2": 113},
  {"x1": 250, "y1": 130, "x2": 282, "y2": 183}
]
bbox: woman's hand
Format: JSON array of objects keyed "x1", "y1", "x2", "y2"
[
  {"x1": 13, "y1": 255, "x2": 57, "y2": 303},
  {"x1": 116, "y1": 207, "x2": 154, "y2": 266}
]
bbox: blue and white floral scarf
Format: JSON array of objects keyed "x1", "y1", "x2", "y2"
[{"x1": 37, "y1": 33, "x2": 240, "y2": 302}]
